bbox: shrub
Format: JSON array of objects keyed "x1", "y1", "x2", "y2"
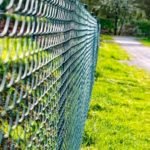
[
  {"x1": 133, "y1": 20, "x2": 150, "y2": 37},
  {"x1": 100, "y1": 18, "x2": 114, "y2": 34}
]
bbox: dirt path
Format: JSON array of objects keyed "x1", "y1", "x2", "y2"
[{"x1": 114, "y1": 36, "x2": 150, "y2": 72}]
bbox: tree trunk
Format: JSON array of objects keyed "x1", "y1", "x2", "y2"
[
  {"x1": 114, "y1": 12, "x2": 119, "y2": 35},
  {"x1": 118, "y1": 19, "x2": 125, "y2": 35}
]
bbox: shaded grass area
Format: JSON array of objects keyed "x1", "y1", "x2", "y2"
[
  {"x1": 139, "y1": 38, "x2": 150, "y2": 47},
  {"x1": 82, "y1": 39, "x2": 150, "y2": 150},
  {"x1": 101, "y1": 35, "x2": 113, "y2": 41}
]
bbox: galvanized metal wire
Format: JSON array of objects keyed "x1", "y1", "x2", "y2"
[{"x1": 0, "y1": 0, "x2": 100, "y2": 149}]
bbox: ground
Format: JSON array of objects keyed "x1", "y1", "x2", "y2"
[
  {"x1": 140, "y1": 38, "x2": 150, "y2": 47},
  {"x1": 114, "y1": 36, "x2": 150, "y2": 72},
  {"x1": 82, "y1": 35, "x2": 150, "y2": 150}
]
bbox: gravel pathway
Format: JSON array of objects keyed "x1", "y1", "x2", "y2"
[{"x1": 114, "y1": 36, "x2": 150, "y2": 72}]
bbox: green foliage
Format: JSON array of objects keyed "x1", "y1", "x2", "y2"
[
  {"x1": 82, "y1": 130, "x2": 95, "y2": 147},
  {"x1": 82, "y1": 0, "x2": 149, "y2": 35},
  {"x1": 100, "y1": 18, "x2": 114, "y2": 34},
  {"x1": 0, "y1": 36, "x2": 60, "y2": 149},
  {"x1": 82, "y1": 39, "x2": 150, "y2": 149},
  {"x1": 0, "y1": 0, "x2": 9, "y2": 10},
  {"x1": 139, "y1": 38, "x2": 150, "y2": 47},
  {"x1": 133, "y1": 20, "x2": 150, "y2": 37},
  {"x1": 0, "y1": 37, "x2": 36, "y2": 62},
  {"x1": 136, "y1": 0, "x2": 150, "y2": 19}
]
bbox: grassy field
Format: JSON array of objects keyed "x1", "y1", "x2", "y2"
[
  {"x1": 82, "y1": 36, "x2": 150, "y2": 150},
  {"x1": 140, "y1": 38, "x2": 150, "y2": 47}
]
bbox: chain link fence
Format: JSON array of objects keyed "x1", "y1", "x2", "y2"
[{"x1": 0, "y1": 0, "x2": 100, "y2": 149}]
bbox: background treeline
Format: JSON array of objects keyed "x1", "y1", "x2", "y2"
[
  {"x1": 1, "y1": 0, "x2": 149, "y2": 36},
  {"x1": 81, "y1": 0, "x2": 150, "y2": 37}
]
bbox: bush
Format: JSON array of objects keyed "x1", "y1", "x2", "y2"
[
  {"x1": 133, "y1": 20, "x2": 150, "y2": 37},
  {"x1": 100, "y1": 18, "x2": 114, "y2": 34}
]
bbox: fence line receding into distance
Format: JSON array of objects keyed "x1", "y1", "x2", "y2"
[{"x1": 0, "y1": 0, "x2": 100, "y2": 149}]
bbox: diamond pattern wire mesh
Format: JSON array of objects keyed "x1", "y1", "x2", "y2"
[{"x1": 0, "y1": 0, "x2": 99, "y2": 149}]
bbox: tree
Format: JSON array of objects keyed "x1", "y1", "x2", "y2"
[
  {"x1": 0, "y1": 0, "x2": 9, "y2": 10},
  {"x1": 136, "y1": 0, "x2": 150, "y2": 19},
  {"x1": 81, "y1": 0, "x2": 145, "y2": 35}
]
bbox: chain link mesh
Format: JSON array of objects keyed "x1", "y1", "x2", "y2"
[{"x1": 0, "y1": 0, "x2": 99, "y2": 149}]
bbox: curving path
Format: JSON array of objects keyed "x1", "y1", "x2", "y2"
[{"x1": 114, "y1": 36, "x2": 150, "y2": 72}]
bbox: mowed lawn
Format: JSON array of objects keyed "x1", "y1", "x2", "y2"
[{"x1": 82, "y1": 36, "x2": 150, "y2": 150}]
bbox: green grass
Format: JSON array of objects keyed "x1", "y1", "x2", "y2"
[
  {"x1": 101, "y1": 35, "x2": 113, "y2": 41},
  {"x1": 0, "y1": 37, "x2": 61, "y2": 149},
  {"x1": 82, "y1": 40, "x2": 150, "y2": 150},
  {"x1": 139, "y1": 38, "x2": 150, "y2": 47}
]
